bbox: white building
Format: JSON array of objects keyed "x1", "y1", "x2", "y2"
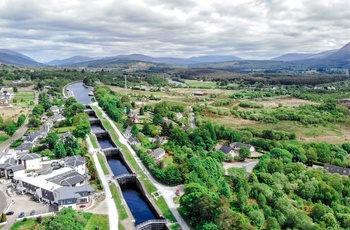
[
  {"x1": 65, "y1": 156, "x2": 86, "y2": 175},
  {"x1": 17, "y1": 153, "x2": 42, "y2": 170}
]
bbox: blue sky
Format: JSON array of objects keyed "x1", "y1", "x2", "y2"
[{"x1": 0, "y1": 0, "x2": 349, "y2": 62}]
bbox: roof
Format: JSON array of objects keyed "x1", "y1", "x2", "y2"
[
  {"x1": 50, "y1": 114, "x2": 65, "y2": 121},
  {"x1": 219, "y1": 145, "x2": 232, "y2": 154},
  {"x1": 17, "y1": 153, "x2": 41, "y2": 160},
  {"x1": 7, "y1": 164, "x2": 25, "y2": 172},
  {"x1": 54, "y1": 185, "x2": 94, "y2": 200},
  {"x1": 60, "y1": 174, "x2": 85, "y2": 186},
  {"x1": 15, "y1": 143, "x2": 34, "y2": 151},
  {"x1": 5, "y1": 157, "x2": 17, "y2": 166},
  {"x1": 213, "y1": 144, "x2": 223, "y2": 152},
  {"x1": 24, "y1": 132, "x2": 40, "y2": 142},
  {"x1": 128, "y1": 136, "x2": 140, "y2": 144},
  {"x1": 65, "y1": 155, "x2": 85, "y2": 167},
  {"x1": 324, "y1": 164, "x2": 350, "y2": 176},
  {"x1": 47, "y1": 169, "x2": 84, "y2": 186},
  {"x1": 230, "y1": 142, "x2": 251, "y2": 149},
  {"x1": 123, "y1": 126, "x2": 132, "y2": 135},
  {"x1": 150, "y1": 148, "x2": 165, "y2": 158}
]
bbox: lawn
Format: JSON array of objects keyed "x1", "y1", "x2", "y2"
[
  {"x1": 52, "y1": 126, "x2": 75, "y2": 134},
  {"x1": 97, "y1": 153, "x2": 109, "y2": 175},
  {"x1": 9, "y1": 217, "x2": 50, "y2": 230},
  {"x1": 13, "y1": 91, "x2": 35, "y2": 106},
  {"x1": 184, "y1": 80, "x2": 217, "y2": 88},
  {"x1": 89, "y1": 134, "x2": 99, "y2": 148},
  {"x1": 84, "y1": 214, "x2": 109, "y2": 230},
  {"x1": 91, "y1": 105, "x2": 177, "y2": 223},
  {"x1": 110, "y1": 184, "x2": 129, "y2": 220},
  {"x1": 0, "y1": 134, "x2": 9, "y2": 145}
]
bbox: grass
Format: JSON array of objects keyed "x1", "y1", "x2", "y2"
[
  {"x1": 91, "y1": 105, "x2": 177, "y2": 223},
  {"x1": 110, "y1": 184, "x2": 129, "y2": 220},
  {"x1": 97, "y1": 153, "x2": 109, "y2": 175},
  {"x1": 173, "y1": 196, "x2": 180, "y2": 204},
  {"x1": 9, "y1": 217, "x2": 50, "y2": 230},
  {"x1": 89, "y1": 134, "x2": 99, "y2": 148},
  {"x1": 13, "y1": 91, "x2": 35, "y2": 106},
  {"x1": 84, "y1": 214, "x2": 109, "y2": 230},
  {"x1": 0, "y1": 134, "x2": 9, "y2": 145},
  {"x1": 52, "y1": 126, "x2": 75, "y2": 134},
  {"x1": 184, "y1": 80, "x2": 217, "y2": 88},
  {"x1": 170, "y1": 224, "x2": 181, "y2": 230}
]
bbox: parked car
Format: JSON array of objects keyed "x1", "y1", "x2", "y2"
[
  {"x1": 30, "y1": 210, "x2": 36, "y2": 216},
  {"x1": 6, "y1": 211, "x2": 14, "y2": 215},
  {"x1": 18, "y1": 212, "x2": 25, "y2": 218}
]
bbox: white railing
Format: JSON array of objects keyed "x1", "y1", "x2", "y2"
[
  {"x1": 135, "y1": 219, "x2": 168, "y2": 229},
  {"x1": 114, "y1": 173, "x2": 136, "y2": 180}
]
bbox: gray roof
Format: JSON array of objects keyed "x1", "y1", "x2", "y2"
[
  {"x1": 50, "y1": 114, "x2": 65, "y2": 121},
  {"x1": 150, "y1": 148, "x2": 165, "y2": 158},
  {"x1": 47, "y1": 170, "x2": 85, "y2": 186},
  {"x1": 324, "y1": 164, "x2": 350, "y2": 176},
  {"x1": 65, "y1": 156, "x2": 85, "y2": 167},
  {"x1": 60, "y1": 131, "x2": 73, "y2": 140},
  {"x1": 60, "y1": 174, "x2": 85, "y2": 186},
  {"x1": 17, "y1": 153, "x2": 41, "y2": 160},
  {"x1": 4, "y1": 157, "x2": 17, "y2": 166},
  {"x1": 15, "y1": 143, "x2": 34, "y2": 151},
  {"x1": 220, "y1": 145, "x2": 232, "y2": 154},
  {"x1": 230, "y1": 142, "x2": 251, "y2": 149},
  {"x1": 24, "y1": 132, "x2": 40, "y2": 142},
  {"x1": 54, "y1": 185, "x2": 94, "y2": 200},
  {"x1": 7, "y1": 164, "x2": 25, "y2": 172},
  {"x1": 128, "y1": 136, "x2": 140, "y2": 144}
]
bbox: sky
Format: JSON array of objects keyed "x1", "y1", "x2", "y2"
[{"x1": 0, "y1": 0, "x2": 349, "y2": 62}]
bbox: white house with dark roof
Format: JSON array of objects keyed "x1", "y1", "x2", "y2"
[
  {"x1": 127, "y1": 136, "x2": 141, "y2": 148},
  {"x1": 230, "y1": 142, "x2": 255, "y2": 152},
  {"x1": 149, "y1": 147, "x2": 166, "y2": 161},
  {"x1": 17, "y1": 153, "x2": 42, "y2": 170},
  {"x1": 64, "y1": 156, "x2": 86, "y2": 175},
  {"x1": 54, "y1": 185, "x2": 95, "y2": 210},
  {"x1": 50, "y1": 105, "x2": 60, "y2": 114},
  {"x1": 15, "y1": 142, "x2": 35, "y2": 153},
  {"x1": 0, "y1": 158, "x2": 26, "y2": 179},
  {"x1": 24, "y1": 132, "x2": 41, "y2": 143},
  {"x1": 123, "y1": 126, "x2": 132, "y2": 139},
  {"x1": 50, "y1": 114, "x2": 66, "y2": 123}
]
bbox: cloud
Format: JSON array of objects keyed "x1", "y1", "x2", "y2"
[{"x1": 0, "y1": 0, "x2": 349, "y2": 62}]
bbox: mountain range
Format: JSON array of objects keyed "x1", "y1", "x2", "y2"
[{"x1": 1, "y1": 42, "x2": 350, "y2": 68}]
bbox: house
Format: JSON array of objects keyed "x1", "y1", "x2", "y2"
[
  {"x1": 15, "y1": 143, "x2": 34, "y2": 153},
  {"x1": 127, "y1": 136, "x2": 141, "y2": 148},
  {"x1": 127, "y1": 109, "x2": 139, "y2": 123},
  {"x1": 50, "y1": 106, "x2": 60, "y2": 114},
  {"x1": 176, "y1": 112, "x2": 183, "y2": 119},
  {"x1": 50, "y1": 114, "x2": 66, "y2": 123},
  {"x1": 123, "y1": 126, "x2": 132, "y2": 139},
  {"x1": 219, "y1": 145, "x2": 235, "y2": 156},
  {"x1": 213, "y1": 144, "x2": 223, "y2": 152},
  {"x1": 54, "y1": 185, "x2": 95, "y2": 210},
  {"x1": 230, "y1": 142, "x2": 255, "y2": 152},
  {"x1": 0, "y1": 158, "x2": 26, "y2": 179},
  {"x1": 0, "y1": 92, "x2": 13, "y2": 104},
  {"x1": 1, "y1": 86, "x2": 12, "y2": 92},
  {"x1": 24, "y1": 132, "x2": 41, "y2": 143},
  {"x1": 194, "y1": 92, "x2": 206, "y2": 96},
  {"x1": 151, "y1": 136, "x2": 168, "y2": 145},
  {"x1": 64, "y1": 156, "x2": 86, "y2": 175},
  {"x1": 17, "y1": 153, "x2": 42, "y2": 170},
  {"x1": 149, "y1": 147, "x2": 166, "y2": 161},
  {"x1": 59, "y1": 131, "x2": 74, "y2": 142},
  {"x1": 324, "y1": 164, "x2": 350, "y2": 176}
]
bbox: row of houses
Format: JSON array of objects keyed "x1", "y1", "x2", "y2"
[{"x1": 214, "y1": 142, "x2": 263, "y2": 158}]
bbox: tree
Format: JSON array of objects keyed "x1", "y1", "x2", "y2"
[
  {"x1": 140, "y1": 106, "x2": 145, "y2": 115},
  {"x1": 72, "y1": 122, "x2": 91, "y2": 139},
  {"x1": 239, "y1": 146, "x2": 250, "y2": 161},
  {"x1": 48, "y1": 208, "x2": 87, "y2": 230},
  {"x1": 45, "y1": 132, "x2": 59, "y2": 150},
  {"x1": 28, "y1": 117, "x2": 41, "y2": 127},
  {"x1": 1, "y1": 212, "x2": 6, "y2": 223},
  {"x1": 5, "y1": 122, "x2": 17, "y2": 136},
  {"x1": 16, "y1": 114, "x2": 26, "y2": 127},
  {"x1": 142, "y1": 122, "x2": 151, "y2": 135},
  {"x1": 54, "y1": 142, "x2": 67, "y2": 159},
  {"x1": 32, "y1": 104, "x2": 44, "y2": 116},
  {"x1": 153, "y1": 113, "x2": 163, "y2": 125},
  {"x1": 131, "y1": 124, "x2": 139, "y2": 136},
  {"x1": 13, "y1": 86, "x2": 18, "y2": 93}
]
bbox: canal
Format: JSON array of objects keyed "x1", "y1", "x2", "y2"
[{"x1": 69, "y1": 82, "x2": 159, "y2": 226}]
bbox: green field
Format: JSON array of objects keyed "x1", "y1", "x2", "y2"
[
  {"x1": 184, "y1": 80, "x2": 217, "y2": 88},
  {"x1": 89, "y1": 134, "x2": 99, "y2": 148},
  {"x1": 13, "y1": 91, "x2": 35, "y2": 106},
  {"x1": 97, "y1": 153, "x2": 109, "y2": 175},
  {"x1": 84, "y1": 214, "x2": 109, "y2": 230}
]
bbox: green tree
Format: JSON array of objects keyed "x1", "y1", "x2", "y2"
[
  {"x1": 72, "y1": 122, "x2": 91, "y2": 139},
  {"x1": 13, "y1": 86, "x2": 18, "y2": 93},
  {"x1": 54, "y1": 142, "x2": 67, "y2": 159},
  {"x1": 239, "y1": 146, "x2": 250, "y2": 161},
  {"x1": 16, "y1": 114, "x2": 26, "y2": 127},
  {"x1": 140, "y1": 106, "x2": 145, "y2": 115},
  {"x1": 5, "y1": 122, "x2": 17, "y2": 136},
  {"x1": 45, "y1": 132, "x2": 59, "y2": 150},
  {"x1": 142, "y1": 122, "x2": 151, "y2": 135},
  {"x1": 266, "y1": 217, "x2": 281, "y2": 230},
  {"x1": 153, "y1": 113, "x2": 163, "y2": 125},
  {"x1": 28, "y1": 117, "x2": 41, "y2": 127},
  {"x1": 48, "y1": 208, "x2": 87, "y2": 230},
  {"x1": 32, "y1": 104, "x2": 44, "y2": 116},
  {"x1": 131, "y1": 124, "x2": 139, "y2": 136}
]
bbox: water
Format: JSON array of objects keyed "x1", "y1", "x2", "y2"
[
  {"x1": 66, "y1": 82, "x2": 92, "y2": 104},
  {"x1": 107, "y1": 155, "x2": 130, "y2": 176},
  {"x1": 122, "y1": 186, "x2": 156, "y2": 225},
  {"x1": 91, "y1": 124, "x2": 105, "y2": 132},
  {"x1": 97, "y1": 138, "x2": 114, "y2": 149}
]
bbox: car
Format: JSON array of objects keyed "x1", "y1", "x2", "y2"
[
  {"x1": 18, "y1": 212, "x2": 25, "y2": 218},
  {"x1": 5, "y1": 211, "x2": 14, "y2": 215},
  {"x1": 30, "y1": 210, "x2": 36, "y2": 216}
]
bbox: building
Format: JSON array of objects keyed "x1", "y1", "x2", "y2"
[
  {"x1": 149, "y1": 147, "x2": 166, "y2": 161},
  {"x1": 64, "y1": 156, "x2": 86, "y2": 175},
  {"x1": 127, "y1": 136, "x2": 141, "y2": 148},
  {"x1": 324, "y1": 164, "x2": 350, "y2": 176},
  {"x1": 176, "y1": 112, "x2": 183, "y2": 119},
  {"x1": 123, "y1": 126, "x2": 132, "y2": 139},
  {"x1": 50, "y1": 114, "x2": 66, "y2": 123},
  {"x1": 0, "y1": 158, "x2": 26, "y2": 179},
  {"x1": 17, "y1": 153, "x2": 42, "y2": 170},
  {"x1": 54, "y1": 185, "x2": 95, "y2": 210},
  {"x1": 194, "y1": 92, "x2": 206, "y2": 96},
  {"x1": 219, "y1": 145, "x2": 235, "y2": 156},
  {"x1": 24, "y1": 132, "x2": 41, "y2": 143},
  {"x1": 59, "y1": 132, "x2": 74, "y2": 142},
  {"x1": 50, "y1": 105, "x2": 60, "y2": 114},
  {"x1": 127, "y1": 110, "x2": 139, "y2": 123},
  {"x1": 230, "y1": 142, "x2": 255, "y2": 152},
  {"x1": 15, "y1": 143, "x2": 35, "y2": 154}
]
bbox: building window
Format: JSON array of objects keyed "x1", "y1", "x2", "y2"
[{"x1": 67, "y1": 199, "x2": 72, "y2": 204}]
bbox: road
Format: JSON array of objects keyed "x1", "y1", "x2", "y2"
[
  {"x1": 86, "y1": 136, "x2": 119, "y2": 230},
  {"x1": 0, "y1": 123, "x2": 28, "y2": 152},
  {"x1": 188, "y1": 106, "x2": 196, "y2": 129},
  {"x1": 92, "y1": 103, "x2": 190, "y2": 230},
  {"x1": 223, "y1": 160, "x2": 259, "y2": 174}
]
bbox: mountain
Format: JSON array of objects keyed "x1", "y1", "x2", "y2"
[
  {"x1": 272, "y1": 50, "x2": 337, "y2": 61},
  {"x1": 46, "y1": 56, "x2": 96, "y2": 66},
  {"x1": 0, "y1": 49, "x2": 40, "y2": 66},
  {"x1": 320, "y1": 42, "x2": 350, "y2": 67},
  {"x1": 188, "y1": 55, "x2": 243, "y2": 63}
]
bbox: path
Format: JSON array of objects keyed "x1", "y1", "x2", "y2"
[
  {"x1": 86, "y1": 137, "x2": 119, "y2": 230},
  {"x1": 92, "y1": 103, "x2": 190, "y2": 230}
]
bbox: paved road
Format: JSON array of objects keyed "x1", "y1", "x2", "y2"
[
  {"x1": 92, "y1": 103, "x2": 190, "y2": 230},
  {"x1": 0, "y1": 123, "x2": 28, "y2": 152},
  {"x1": 223, "y1": 160, "x2": 259, "y2": 173},
  {"x1": 86, "y1": 136, "x2": 119, "y2": 230}
]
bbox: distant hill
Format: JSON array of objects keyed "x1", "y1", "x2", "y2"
[
  {"x1": 46, "y1": 56, "x2": 95, "y2": 66},
  {"x1": 0, "y1": 49, "x2": 40, "y2": 66},
  {"x1": 188, "y1": 55, "x2": 243, "y2": 63},
  {"x1": 272, "y1": 50, "x2": 337, "y2": 61}
]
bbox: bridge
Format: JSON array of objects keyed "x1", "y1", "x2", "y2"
[{"x1": 135, "y1": 219, "x2": 168, "y2": 230}]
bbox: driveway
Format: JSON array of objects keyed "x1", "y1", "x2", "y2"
[{"x1": 223, "y1": 159, "x2": 259, "y2": 174}]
